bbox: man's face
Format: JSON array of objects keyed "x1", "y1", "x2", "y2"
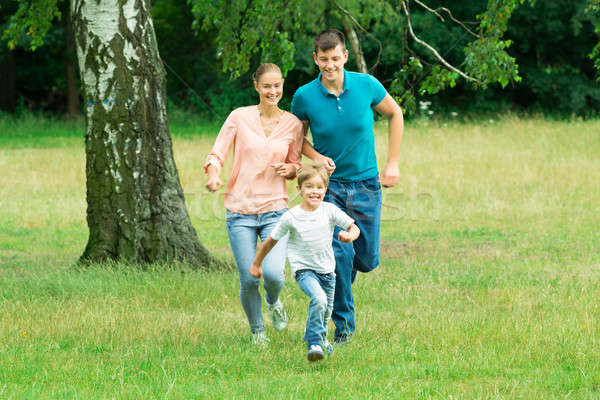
[{"x1": 313, "y1": 44, "x2": 348, "y2": 84}]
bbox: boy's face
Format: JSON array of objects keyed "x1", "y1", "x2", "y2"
[{"x1": 297, "y1": 174, "x2": 327, "y2": 209}]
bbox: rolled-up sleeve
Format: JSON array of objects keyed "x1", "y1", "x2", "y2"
[{"x1": 203, "y1": 113, "x2": 237, "y2": 174}]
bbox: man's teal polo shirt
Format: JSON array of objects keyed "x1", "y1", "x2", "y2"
[{"x1": 291, "y1": 69, "x2": 387, "y2": 182}]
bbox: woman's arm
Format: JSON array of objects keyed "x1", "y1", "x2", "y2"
[
  {"x1": 205, "y1": 164, "x2": 224, "y2": 192},
  {"x1": 203, "y1": 114, "x2": 236, "y2": 191},
  {"x1": 274, "y1": 120, "x2": 306, "y2": 179}
]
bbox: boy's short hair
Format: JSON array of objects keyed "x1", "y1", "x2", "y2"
[
  {"x1": 314, "y1": 29, "x2": 346, "y2": 54},
  {"x1": 297, "y1": 162, "x2": 329, "y2": 187}
]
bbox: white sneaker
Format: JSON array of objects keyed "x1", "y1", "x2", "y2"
[
  {"x1": 307, "y1": 344, "x2": 324, "y2": 361},
  {"x1": 252, "y1": 331, "x2": 270, "y2": 346},
  {"x1": 268, "y1": 299, "x2": 288, "y2": 331}
]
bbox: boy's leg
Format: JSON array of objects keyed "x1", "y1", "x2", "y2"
[
  {"x1": 321, "y1": 272, "x2": 336, "y2": 332},
  {"x1": 295, "y1": 270, "x2": 328, "y2": 348},
  {"x1": 320, "y1": 272, "x2": 336, "y2": 355},
  {"x1": 225, "y1": 211, "x2": 265, "y2": 334}
]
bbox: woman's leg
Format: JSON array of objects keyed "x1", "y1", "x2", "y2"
[{"x1": 226, "y1": 211, "x2": 265, "y2": 333}]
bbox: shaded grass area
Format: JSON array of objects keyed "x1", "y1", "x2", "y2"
[
  {"x1": 1, "y1": 116, "x2": 600, "y2": 398},
  {"x1": 0, "y1": 111, "x2": 222, "y2": 149}
]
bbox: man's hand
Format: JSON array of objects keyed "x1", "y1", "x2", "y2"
[
  {"x1": 272, "y1": 163, "x2": 296, "y2": 178},
  {"x1": 205, "y1": 176, "x2": 224, "y2": 192},
  {"x1": 249, "y1": 263, "x2": 262, "y2": 278},
  {"x1": 380, "y1": 162, "x2": 399, "y2": 187},
  {"x1": 316, "y1": 156, "x2": 336, "y2": 176}
]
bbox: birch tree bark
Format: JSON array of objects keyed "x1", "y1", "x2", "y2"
[{"x1": 71, "y1": 0, "x2": 225, "y2": 267}]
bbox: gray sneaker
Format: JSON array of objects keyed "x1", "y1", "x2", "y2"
[
  {"x1": 307, "y1": 344, "x2": 324, "y2": 361},
  {"x1": 323, "y1": 338, "x2": 334, "y2": 356},
  {"x1": 268, "y1": 299, "x2": 288, "y2": 331},
  {"x1": 252, "y1": 331, "x2": 270, "y2": 346}
]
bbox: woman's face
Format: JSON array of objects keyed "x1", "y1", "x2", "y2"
[{"x1": 254, "y1": 71, "x2": 284, "y2": 106}]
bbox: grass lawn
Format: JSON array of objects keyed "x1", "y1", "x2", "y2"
[{"x1": 1, "y1": 114, "x2": 599, "y2": 399}]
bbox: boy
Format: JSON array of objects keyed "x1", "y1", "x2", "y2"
[{"x1": 250, "y1": 163, "x2": 360, "y2": 361}]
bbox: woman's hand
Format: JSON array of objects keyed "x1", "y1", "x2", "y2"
[
  {"x1": 272, "y1": 163, "x2": 296, "y2": 179},
  {"x1": 205, "y1": 176, "x2": 223, "y2": 192}
]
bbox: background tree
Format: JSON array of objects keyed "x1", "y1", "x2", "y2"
[{"x1": 68, "y1": 0, "x2": 227, "y2": 266}]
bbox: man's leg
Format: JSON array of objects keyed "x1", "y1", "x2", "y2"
[
  {"x1": 324, "y1": 181, "x2": 356, "y2": 341},
  {"x1": 350, "y1": 177, "x2": 382, "y2": 277}
]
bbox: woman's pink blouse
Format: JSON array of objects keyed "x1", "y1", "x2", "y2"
[{"x1": 204, "y1": 105, "x2": 304, "y2": 214}]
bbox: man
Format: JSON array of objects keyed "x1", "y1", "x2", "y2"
[{"x1": 291, "y1": 29, "x2": 404, "y2": 343}]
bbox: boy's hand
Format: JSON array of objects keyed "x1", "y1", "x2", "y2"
[
  {"x1": 249, "y1": 263, "x2": 262, "y2": 278},
  {"x1": 338, "y1": 230, "x2": 356, "y2": 243}
]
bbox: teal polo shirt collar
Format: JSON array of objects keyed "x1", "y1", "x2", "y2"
[{"x1": 316, "y1": 69, "x2": 350, "y2": 97}]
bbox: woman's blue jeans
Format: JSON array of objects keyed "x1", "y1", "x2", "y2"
[
  {"x1": 226, "y1": 209, "x2": 288, "y2": 334},
  {"x1": 295, "y1": 270, "x2": 336, "y2": 348}
]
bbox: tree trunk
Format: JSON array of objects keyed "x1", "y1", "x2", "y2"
[
  {"x1": 341, "y1": 14, "x2": 368, "y2": 74},
  {"x1": 71, "y1": 0, "x2": 227, "y2": 268},
  {"x1": 65, "y1": 10, "x2": 79, "y2": 117},
  {"x1": 0, "y1": 51, "x2": 16, "y2": 113}
]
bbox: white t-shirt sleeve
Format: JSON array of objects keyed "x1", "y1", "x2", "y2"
[
  {"x1": 269, "y1": 212, "x2": 291, "y2": 241},
  {"x1": 326, "y1": 203, "x2": 354, "y2": 230}
]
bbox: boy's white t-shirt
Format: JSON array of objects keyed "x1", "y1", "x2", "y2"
[{"x1": 270, "y1": 202, "x2": 354, "y2": 274}]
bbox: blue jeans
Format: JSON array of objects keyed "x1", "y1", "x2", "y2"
[
  {"x1": 323, "y1": 176, "x2": 382, "y2": 341},
  {"x1": 295, "y1": 270, "x2": 336, "y2": 348},
  {"x1": 226, "y1": 209, "x2": 288, "y2": 334}
]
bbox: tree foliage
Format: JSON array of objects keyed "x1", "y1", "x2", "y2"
[
  {"x1": 187, "y1": 0, "x2": 599, "y2": 113},
  {"x1": 2, "y1": 0, "x2": 61, "y2": 50},
  {"x1": 2, "y1": 0, "x2": 600, "y2": 115}
]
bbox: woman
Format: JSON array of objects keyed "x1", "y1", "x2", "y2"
[{"x1": 204, "y1": 63, "x2": 303, "y2": 345}]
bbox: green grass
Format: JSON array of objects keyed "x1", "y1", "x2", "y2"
[{"x1": 1, "y1": 115, "x2": 600, "y2": 398}]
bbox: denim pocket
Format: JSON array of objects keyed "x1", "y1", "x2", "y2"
[
  {"x1": 360, "y1": 178, "x2": 381, "y2": 193},
  {"x1": 225, "y1": 210, "x2": 242, "y2": 229}
]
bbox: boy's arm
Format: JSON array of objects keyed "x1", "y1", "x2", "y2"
[
  {"x1": 250, "y1": 236, "x2": 278, "y2": 278},
  {"x1": 338, "y1": 223, "x2": 360, "y2": 243}
]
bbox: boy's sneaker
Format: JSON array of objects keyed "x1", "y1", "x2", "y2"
[
  {"x1": 307, "y1": 344, "x2": 324, "y2": 362},
  {"x1": 252, "y1": 331, "x2": 270, "y2": 346},
  {"x1": 323, "y1": 338, "x2": 334, "y2": 356},
  {"x1": 268, "y1": 299, "x2": 288, "y2": 331}
]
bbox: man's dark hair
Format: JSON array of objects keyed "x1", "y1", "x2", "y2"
[{"x1": 314, "y1": 29, "x2": 346, "y2": 53}]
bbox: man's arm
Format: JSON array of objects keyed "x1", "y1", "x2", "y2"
[
  {"x1": 373, "y1": 93, "x2": 404, "y2": 187},
  {"x1": 300, "y1": 121, "x2": 336, "y2": 175}
]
